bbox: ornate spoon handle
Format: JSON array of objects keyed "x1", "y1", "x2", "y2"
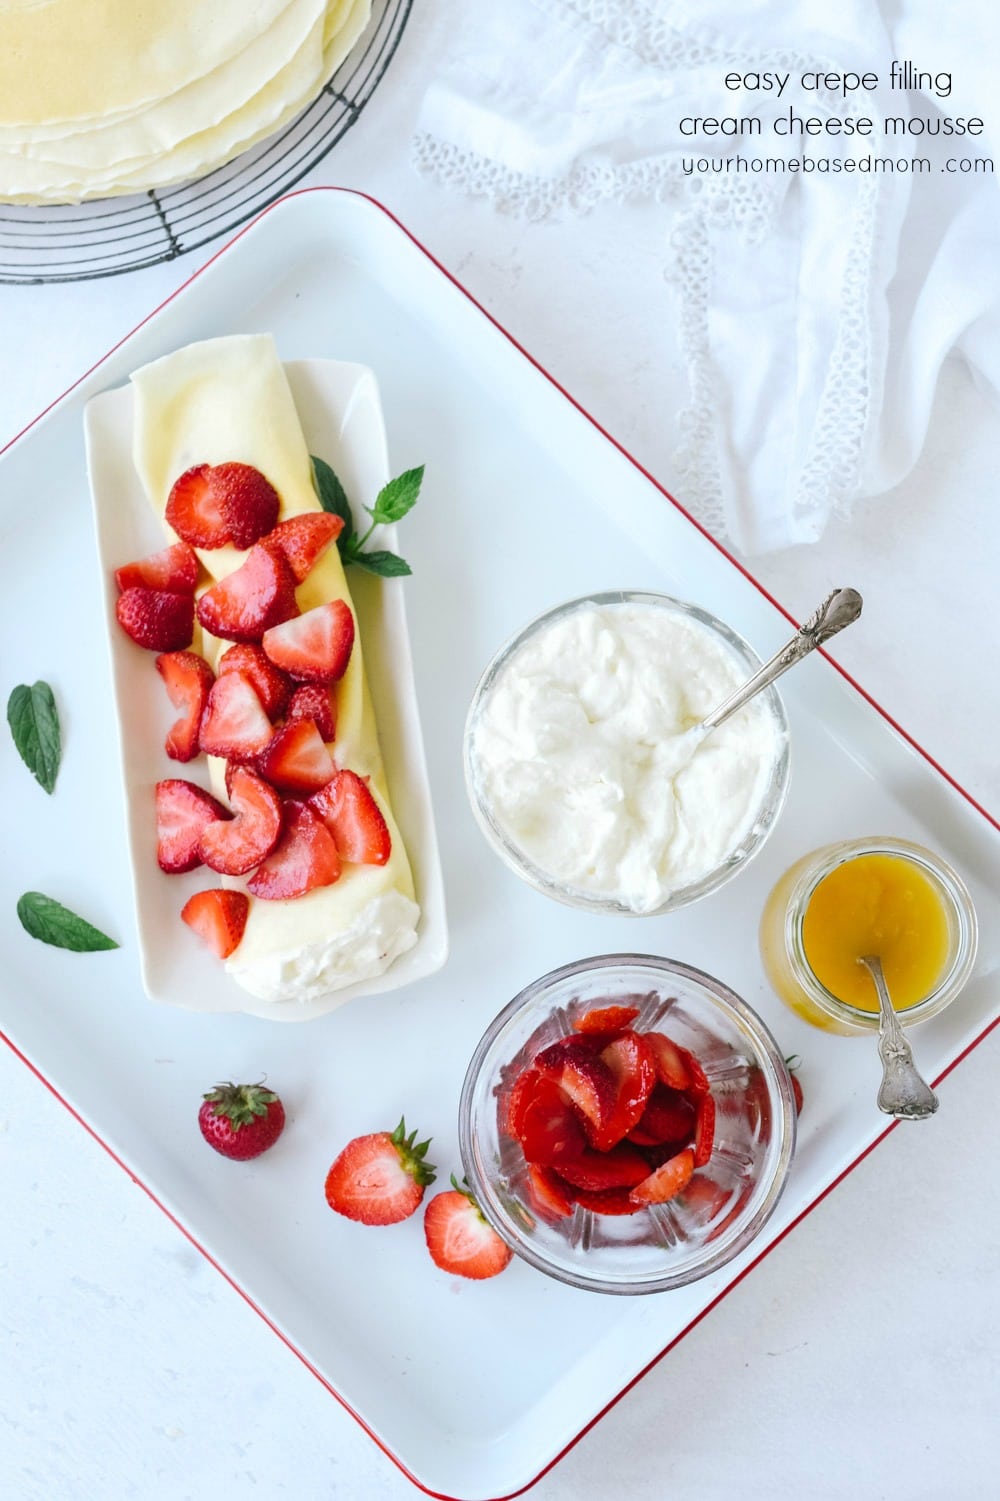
[
  {"x1": 859, "y1": 955, "x2": 939, "y2": 1120},
  {"x1": 701, "y1": 588, "x2": 863, "y2": 734}
]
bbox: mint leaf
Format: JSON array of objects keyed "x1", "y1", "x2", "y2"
[
  {"x1": 310, "y1": 456, "x2": 354, "y2": 546},
  {"x1": 7, "y1": 681, "x2": 61, "y2": 794},
  {"x1": 369, "y1": 466, "x2": 424, "y2": 526},
  {"x1": 350, "y1": 550, "x2": 412, "y2": 578},
  {"x1": 17, "y1": 892, "x2": 118, "y2": 952}
]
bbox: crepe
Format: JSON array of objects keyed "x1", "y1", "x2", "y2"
[
  {"x1": 131, "y1": 335, "x2": 419, "y2": 1005},
  {"x1": 0, "y1": 0, "x2": 371, "y2": 204}
]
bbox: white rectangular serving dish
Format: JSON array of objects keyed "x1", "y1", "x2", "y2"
[
  {"x1": 84, "y1": 358, "x2": 447, "y2": 1021},
  {"x1": 2, "y1": 189, "x2": 999, "y2": 1501}
]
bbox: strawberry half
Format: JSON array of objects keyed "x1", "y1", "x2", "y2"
[
  {"x1": 155, "y1": 778, "x2": 228, "y2": 873},
  {"x1": 308, "y1": 769, "x2": 391, "y2": 865},
  {"x1": 198, "y1": 766, "x2": 282, "y2": 876},
  {"x1": 216, "y1": 643, "x2": 293, "y2": 720},
  {"x1": 255, "y1": 719, "x2": 334, "y2": 795},
  {"x1": 115, "y1": 540, "x2": 199, "y2": 594},
  {"x1": 155, "y1": 649, "x2": 214, "y2": 762},
  {"x1": 645, "y1": 1030, "x2": 693, "y2": 1093},
  {"x1": 533, "y1": 1038, "x2": 617, "y2": 1152},
  {"x1": 598, "y1": 1030, "x2": 656, "y2": 1149},
  {"x1": 246, "y1": 800, "x2": 340, "y2": 899},
  {"x1": 166, "y1": 465, "x2": 231, "y2": 548},
  {"x1": 627, "y1": 1084, "x2": 695, "y2": 1147},
  {"x1": 555, "y1": 1182, "x2": 640, "y2": 1217},
  {"x1": 555, "y1": 1144, "x2": 650, "y2": 1192},
  {"x1": 265, "y1": 512, "x2": 344, "y2": 582},
  {"x1": 196, "y1": 543, "x2": 299, "y2": 644},
  {"x1": 199, "y1": 671, "x2": 274, "y2": 761},
  {"x1": 525, "y1": 1164, "x2": 575, "y2": 1220},
  {"x1": 629, "y1": 1146, "x2": 696, "y2": 1206},
  {"x1": 286, "y1": 682, "x2": 336, "y2": 742},
  {"x1": 572, "y1": 1004, "x2": 640, "y2": 1039},
  {"x1": 116, "y1": 587, "x2": 194, "y2": 652},
  {"x1": 511, "y1": 1073, "x2": 587, "y2": 1167},
  {"x1": 181, "y1": 888, "x2": 249, "y2": 958},
  {"x1": 423, "y1": 1178, "x2": 514, "y2": 1280},
  {"x1": 324, "y1": 1117, "x2": 436, "y2": 1225},
  {"x1": 262, "y1": 598, "x2": 355, "y2": 683}
]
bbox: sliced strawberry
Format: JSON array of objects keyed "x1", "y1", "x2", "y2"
[
  {"x1": 533, "y1": 1039, "x2": 617, "y2": 1152},
  {"x1": 514, "y1": 1076, "x2": 587, "y2": 1167},
  {"x1": 115, "y1": 540, "x2": 199, "y2": 594},
  {"x1": 255, "y1": 719, "x2": 334, "y2": 795},
  {"x1": 678, "y1": 1045, "x2": 710, "y2": 1097},
  {"x1": 180, "y1": 888, "x2": 249, "y2": 959},
  {"x1": 286, "y1": 682, "x2": 336, "y2": 742},
  {"x1": 423, "y1": 1180, "x2": 514, "y2": 1280},
  {"x1": 211, "y1": 463, "x2": 281, "y2": 549},
  {"x1": 325, "y1": 1117, "x2": 436, "y2": 1226},
  {"x1": 308, "y1": 769, "x2": 391, "y2": 866},
  {"x1": 502, "y1": 1066, "x2": 544, "y2": 1138},
  {"x1": 556, "y1": 1182, "x2": 641, "y2": 1217},
  {"x1": 155, "y1": 649, "x2": 214, "y2": 762},
  {"x1": 627, "y1": 1084, "x2": 695, "y2": 1147},
  {"x1": 598, "y1": 1030, "x2": 656, "y2": 1150},
  {"x1": 198, "y1": 766, "x2": 282, "y2": 876},
  {"x1": 786, "y1": 1055, "x2": 804, "y2": 1115},
  {"x1": 155, "y1": 778, "x2": 228, "y2": 874},
  {"x1": 198, "y1": 672, "x2": 273, "y2": 760},
  {"x1": 629, "y1": 1146, "x2": 696, "y2": 1206},
  {"x1": 116, "y1": 587, "x2": 193, "y2": 652},
  {"x1": 265, "y1": 512, "x2": 344, "y2": 582},
  {"x1": 165, "y1": 465, "x2": 228, "y2": 548},
  {"x1": 525, "y1": 1164, "x2": 575, "y2": 1220},
  {"x1": 261, "y1": 598, "x2": 355, "y2": 683},
  {"x1": 216, "y1": 643, "x2": 293, "y2": 720},
  {"x1": 645, "y1": 1030, "x2": 693, "y2": 1093},
  {"x1": 555, "y1": 1144, "x2": 650, "y2": 1192},
  {"x1": 692, "y1": 1093, "x2": 716, "y2": 1168},
  {"x1": 196, "y1": 543, "x2": 299, "y2": 644},
  {"x1": 572, "y1": 1004, "x2": 640, "y2": 1039},
  {"x1": 246, "y1": 800, "x2": 340, "y2": 899}
]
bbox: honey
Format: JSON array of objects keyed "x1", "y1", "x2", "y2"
[
  {"x1": 759, "y1": 838, "x2": 977, "y2": 1035},
  {"x1": 801, "y1": 853, "x2": 951, "y2": 1013}
]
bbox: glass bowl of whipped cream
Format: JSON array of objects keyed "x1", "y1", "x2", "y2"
[
  {"x1": 459, "y1": 953, "x2": 797, "y2": 1295},
  {"x1": 463, "y1": 591, "x2": 790, "y2": 916}
]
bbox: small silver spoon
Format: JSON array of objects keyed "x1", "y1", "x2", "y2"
[
  {"x1": 697, "y1": 586, "x2": 863, "y2": 738},
  {"x1": 664, "y1": 587, "x2": 863, "y2": 770},
  {"x1": 858, "y1": 954, "x2": 939, "y2": 1119}
]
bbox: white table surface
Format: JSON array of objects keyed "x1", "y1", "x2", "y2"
[{"x1": 2, "y1": 14, "x2": 999, "y2": 1501}]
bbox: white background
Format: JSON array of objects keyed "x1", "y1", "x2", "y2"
[{"x1": 2, "y1": 11, "x2": 999, "y2": 1500}]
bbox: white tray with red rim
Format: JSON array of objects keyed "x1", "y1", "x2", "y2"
[{"x1": 1, "y1": 188, "x2": 998, "y2": 1501}]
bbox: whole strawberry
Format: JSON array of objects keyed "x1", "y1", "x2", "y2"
[
  {"x1": 325, "y1": 1117, "x2": 436, "y2": 1224},
  {"x1": 198, "y1": 1081, "x2": 286, "y2": 1160}
]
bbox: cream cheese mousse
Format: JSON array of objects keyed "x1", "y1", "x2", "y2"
[{"x1": 464, "y1": 593, "x2": 789, "y2": 915}]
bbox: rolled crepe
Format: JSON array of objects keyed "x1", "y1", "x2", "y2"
[{"x1": 131, "y1": 334, "x2": 419, "y2": 1006}]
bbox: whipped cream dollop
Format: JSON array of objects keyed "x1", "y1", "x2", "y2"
[
  {"x1": 468, "y1": 601, "x2": 784, "y2": 913},
  {"x1": 226, "y1": 888, "x2": 420, "y2": 1005}
]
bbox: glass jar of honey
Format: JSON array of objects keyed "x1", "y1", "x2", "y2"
[{"x1": 759, "y1": 837, "x2": 977, "y2": 1035}]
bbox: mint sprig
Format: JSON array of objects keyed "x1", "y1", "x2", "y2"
[
  {"x1": 17, "y1": 891, "x2": 118, "y2": 952},
  {"x1": 7, "y1": 681, "x2": 61, "y2": 794},
  {"x1": 310, "y1": 457, "x2": 423, "y2": 578}
]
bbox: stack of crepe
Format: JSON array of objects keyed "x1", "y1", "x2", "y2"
[{"x1": 0, "y1": 0, "x2": 371, "y2": 204}]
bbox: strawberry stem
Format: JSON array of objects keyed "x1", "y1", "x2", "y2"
[{"x1": 202, "y1": 1081, "x2": 278, "y2": 1130}]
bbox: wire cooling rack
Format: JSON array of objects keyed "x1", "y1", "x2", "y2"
[{"x1": 0, "y1": 0, "x2": 411, "y2": 285}]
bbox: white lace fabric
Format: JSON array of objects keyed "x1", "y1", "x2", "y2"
[{"x1": 413, "y1": 0, "x2": 1000, "y2": 554}]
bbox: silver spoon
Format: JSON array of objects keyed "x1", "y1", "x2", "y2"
[
  {"x1": 858, "y1": 954, "x2": 939, "y2": 1119},
  {"x1": 665, "y1": 587, "x2": 863, "y2": 769}
]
